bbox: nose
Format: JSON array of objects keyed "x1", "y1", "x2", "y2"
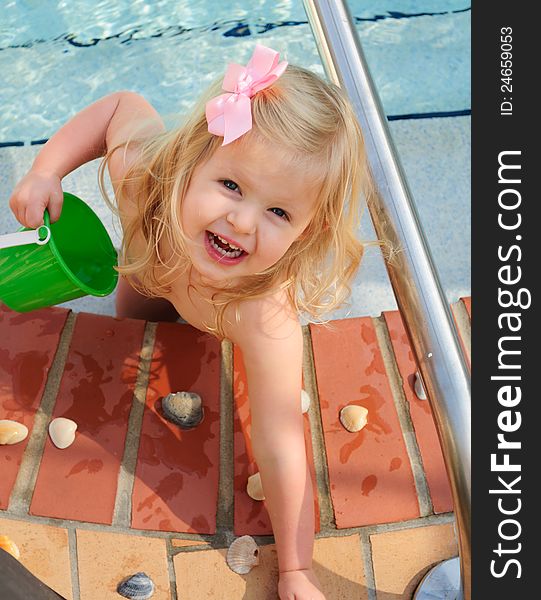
[{"x1": 226, "y1": 204, "x2": 257, "y2": 235}]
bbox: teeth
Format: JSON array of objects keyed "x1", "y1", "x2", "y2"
[
  {"x1": 217, "y1": 234, "x2": 241, "y2": 251},
  {"x1": 208, "y1": 232, "x2": 243, "y2": 258}
]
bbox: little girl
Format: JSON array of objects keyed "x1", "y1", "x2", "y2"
[{"x1": 10, "y1": 44, "x2": 368, "y2": 599}]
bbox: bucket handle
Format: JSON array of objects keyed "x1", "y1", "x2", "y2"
[{"x1": 0, "y1": 226, "x2": 51, "y2": 250}]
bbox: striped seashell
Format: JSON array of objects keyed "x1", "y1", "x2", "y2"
[
  {"x1": 117, "y1": 572, "x2": 155, "y2": 600},
  {"x1": 339, "y1": 404, "x2": 368, "y2": 433},
  {"x1": 226, "y1": 535, "x2": 260, "y2": 575},
  {"x1": 0, "y1": 420, "x2": 28, "y2": 445}
]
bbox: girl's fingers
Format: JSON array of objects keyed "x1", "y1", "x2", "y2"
[
  {"x1": 47, "y1": 190, "x2": 63, "y2": 223},
  {"x1": 25, "y1": 204, "x2": 45, "y2": 229},
  {"x1": 21, "y1": 208, "x2": 32, "y2": 228},
  {"x1": 12, "y1": 206, "x2": 22, "y2": 226},
  {"x1": 8, "y1": 197, "x2": 21, "y2": 226}
]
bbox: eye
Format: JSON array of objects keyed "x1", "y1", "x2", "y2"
[
  {"x1": 269, "y1": 207, "x2": 290, "y2": 221},
  {"x1": 222, "y1": 179, "x2": 240, "y2": 192}
]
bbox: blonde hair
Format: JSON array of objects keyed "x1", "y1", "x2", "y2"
[{"x1": 99, "y1": 64, "x2": 372, "y2": 337}]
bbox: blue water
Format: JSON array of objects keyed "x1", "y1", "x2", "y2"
[{"x1": 0, "y1": 1, "x2": 470, "y2": 141}]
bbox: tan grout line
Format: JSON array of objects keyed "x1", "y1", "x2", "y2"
[
  {"x1": 0, "y1": 503, "x2": 455, "y2": 551},
  {"x1": 372, "y1": 316, "x2": 434, "y2": 518},
  {"x1": 358, "y1": 530, "x2": 377, "y2": 600},
  {"x1": 68, "y1": 528, "x2": 81, "y2": 600},
  {"x1": 244, "y1": 512, "x2": 456, "y2": 550},
  {"x1": 301, "y1": 325, "x2": 335, "y2": 530},
  {"x1": 215, "y1": 339, "x2": 235, "y2": 542},
  {"x1": 165, "y1": 538, "x2": 179, "y2": 600},
  {"x1": 314, "y1": 511, "x2": 456, "y2": 539},
  {"x1": 452, "y1": 299, "x2": 471, "y2": 365},
  {"x1": 112, "y1": 321, "x2": 157, "y2": 528},
  {"x1": 8, "y1": 311, "x2": 77, "y2": 515}
]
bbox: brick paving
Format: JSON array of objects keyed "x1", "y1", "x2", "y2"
[{"x1": 0, "y1": 298, "x2": 470, "y2": 599}]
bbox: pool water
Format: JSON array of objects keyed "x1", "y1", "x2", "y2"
[
  {"x1": 1, "y1": 0, "x2": 469, "y2": 140},
  {"x1": 0, "y1": 1, "x2": 470, "y2": 319}
]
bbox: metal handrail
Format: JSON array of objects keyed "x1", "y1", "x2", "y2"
[{"x1": 301, "y1": 2, "x2": 471, "y2": 599}]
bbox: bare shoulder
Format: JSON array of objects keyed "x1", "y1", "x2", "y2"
[
  {"x1": 225, "y1": 288, "x2": 303, "y2": 367},
  {"x1": 106, "y1": 91, "x2": 165, "y2": 184},
  {"x1": 104, "y1": 92, "x2": 166, "y2": 236}
]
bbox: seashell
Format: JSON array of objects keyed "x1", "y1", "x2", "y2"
[
  {"x1": 246, "y1": 472, "x2": 265, "y2": 501},
  {"x1": 0, "y1": 420, "x2": 28, "y2": 445},
  {"x1": 162, "y1": 392, "x2": 203, "y2": 429},
  {"x1": 414, "y1": 372, "x2": 427, "y2": 400},
  {"x1": 117, "y1": 572, "x2": 155, "y2": 600},
  {"x1": 0, "y1": 535, "x2": 20, "y2": 560},
  {"x1": 301, "y1": 389, "x2": 311, "y2": 414},
  {"x1": 48, "y1": 417, "x2": 77, "y2": 449},
  {"x1": 226, "y1": 535, "x2": 260, "y2": 575},
  {"x1": 339, "y1": 404, "x2": 368, "y2": 433}
]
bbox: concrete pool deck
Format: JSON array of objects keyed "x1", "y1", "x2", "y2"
[{"x1": 0, "y1": 296, "x2": 470, "y2": 599}]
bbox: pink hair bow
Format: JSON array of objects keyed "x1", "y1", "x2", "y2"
[{"x1": 205, "y1": 44, "x2": 288, "y2": 145}]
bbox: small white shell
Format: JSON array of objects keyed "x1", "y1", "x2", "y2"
[
  {"x1": 246, "y1": 472, "x2": 265, "y2": 501},
  {"x1": 339, "y1": 404, "x2": 368, "y2": 433},
  {"x1": 0, "y1": 420, "x2": 28, "y2": 445},
  {"x1": 414, "y1": 372, "x2": 427, "y2": 400},
  {"x1": 226, "y1": 535, "x2": 260, "y2": 575},
  {"x1": 49, "y1": 417, "x2": 77, "y2": 449},
  {"x1": 301, "y1": 389, "x2": 311, "y2": 414}
]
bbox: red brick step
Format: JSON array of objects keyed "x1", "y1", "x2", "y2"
[
  {"x1": 310, "y1": 317, "x2": 420, "y2": 527},
  {"x1": 131, "y1": 322, "x2": 221, "y2": 533},
  {"x1": 30, "y1": 313, "x2": 145, "y2": 523},
  {"x1": 383, "y1": 310, "x2": 453, "y2": 514},
  {"x1": 0, "y1": 305, "x2": 69, "y2": 509}
]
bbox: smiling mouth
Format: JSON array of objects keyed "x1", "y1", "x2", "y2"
[{"x1": 206, "y1": 231, "x2": 247, "y2": 259}]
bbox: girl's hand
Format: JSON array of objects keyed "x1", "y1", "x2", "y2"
[
  {"x1": 278, "y1": 568, "x2": 326, "y2": 600},
  {"x1": 9, "y1": 170, "x2": 64, "y2": 228}
]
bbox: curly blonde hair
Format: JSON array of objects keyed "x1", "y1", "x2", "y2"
[{"x1": 99, "y1": 63, "x2": 371, "y2": 337}]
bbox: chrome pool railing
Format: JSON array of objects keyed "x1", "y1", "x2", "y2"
[{"x1": 301, "y1": 2, "x2": 471, "y2": 599}]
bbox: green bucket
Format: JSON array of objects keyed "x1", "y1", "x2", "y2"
[{"x1": 0, "y1": 192, "x2": 118, "y2": 312}]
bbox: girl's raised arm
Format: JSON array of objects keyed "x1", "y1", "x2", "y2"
[{"x1": 9, "y1": 91, "x2": 162, "y2": 228}]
